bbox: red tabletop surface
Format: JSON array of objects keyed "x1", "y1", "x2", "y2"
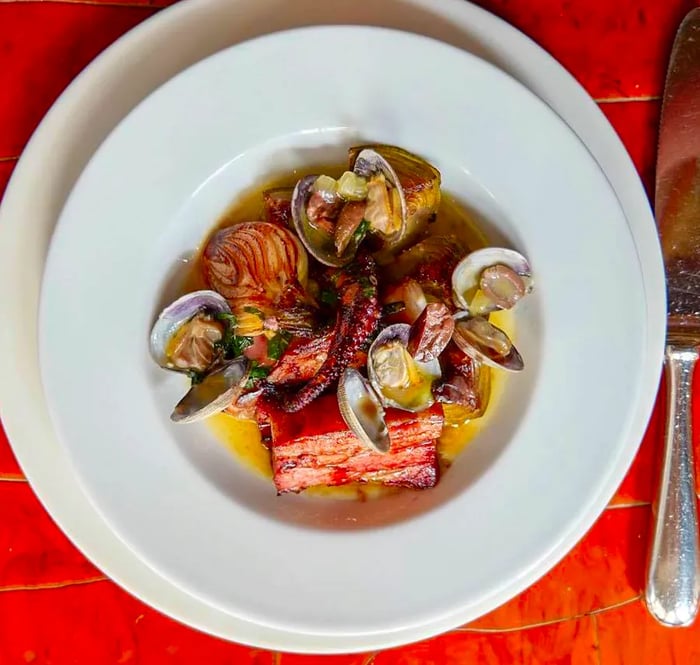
[{"x1": 1, "y1": 0, "x2": 700, "y2": 662}]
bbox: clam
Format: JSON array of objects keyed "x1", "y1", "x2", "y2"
[
  {"x1": 291, "y1": 174, "x2": 356, "y2": 267},
  {"x1": 452, "y1": 247, "x2": 533, "y2": 315},
  {"x1": 349, "y1": 148, "x2": 406, "y2": 243},
  {"x1": 367, "y1": 323, "x2": 441, "y2": 412},
  {"x1": 149, "y1": 290, "x2": 231, "y2": 373},
  {"x1": 452, "y1": 313, "x2": 524, "y2": 372},
  {"x1": 171, "y1": 357, "x2": 250, "y2": 424},
  {"x1": 349, "y1": 145, "x2": 441, "y2": 249},
  {"x1": 337, "y1": 367, "x2": 391, "y2": 453}
]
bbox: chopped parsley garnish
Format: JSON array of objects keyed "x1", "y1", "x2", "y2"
[
  {"x1": 267, "y1": 330, "x2": 292, "y2": 361},
  {"x1": 319, "y1": 288, "x2": 338, "y2": 306},
  {"x1": 352, "y1": 219, "x2": 371, "y2": 244},
  {"x1": 213, "y1": 311, "x2": 254, "y2": 358},
  {"x1": 358, "y1": 275, "x2": 376, "y2": 298},
  {"x1": 245, "y1": 361, "x2": 270, "y2": 389},
  {"x1": 215, "y1": 311, "x2": 237, "y2": 327}
]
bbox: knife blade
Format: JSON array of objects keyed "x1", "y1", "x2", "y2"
[{"x1": 646, "y1": 6, "x2": 700, "y2": 627}]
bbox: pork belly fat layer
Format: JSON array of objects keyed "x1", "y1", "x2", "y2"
[{"x1": 266, "y1": 395, "x2": 443, "y2": 493}]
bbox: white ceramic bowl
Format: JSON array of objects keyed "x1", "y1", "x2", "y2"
[{"x1": 36, "y1": 25, "x2": 655, "y2": 638}]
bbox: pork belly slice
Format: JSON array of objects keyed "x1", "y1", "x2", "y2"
[{"x1": 265, "y1": 394, "x2": 443, "y2": 493}]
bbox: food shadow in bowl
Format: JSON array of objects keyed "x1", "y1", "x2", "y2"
[{"x1": 146, "y1": 135, "x2": 543, "y2": 531}]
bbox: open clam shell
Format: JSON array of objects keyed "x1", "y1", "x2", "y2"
[
  {"x1": 367, "y1": 323, "x2": 441, "y2": 412},
  {"x1": 149, "y1": 290, "x2": 231, "y2": 372},
  {"x1": 171, "y1": 357, "x2": 250, "y2": 424},
  {"x1": 350, "y1": 148, "x2": 407, "y2": 244},
  {"x1": 452, "y1": 247, "x2": 533, "y2": 315},
  {"x1": 349, "y1": 144, "x2": 441, "y2": 249},
  {"x1": 337, "y1": 367, "x2": 391, "y2": 454},
  {"x1": 291, "y1": 174, "x2": 356, "y2": 267},
  {"x1": 452, "y1": 313, "x2": 524, "y2": 372}
]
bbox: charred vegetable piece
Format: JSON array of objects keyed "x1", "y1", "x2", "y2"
[
  {"x1": 407, "y1": 302, "x2": 454, "y2": 362},
  {"x1": 382, "y1": 277, "x2": 427, "y2": 324},
  {"x1": 435, "y1": 341, "x2": 491, "y2": 425},
  {"x1": 387, "y1": 235, "x2": 465, "y2": 303}
]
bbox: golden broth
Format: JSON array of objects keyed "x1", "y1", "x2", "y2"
[{"x1": 182, "y1": 167, "x2": 514, "y2": 499}]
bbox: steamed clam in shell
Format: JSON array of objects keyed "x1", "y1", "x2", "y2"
[
  {"x1": 337, "y1": 367, "x2": 391, "y2": 453},
  {"x1": 291, "y1": 174, "x2": 358, "y2": 267},
  {"x1": 171, "y1": 357, "x2": 250, "y2": 424},
  {"x1": 452, "y1": 247, "x2": 533, "y2": 316},
  {"x1": 367, "y1": 323, "x2": 441, "y2": 413},
  {"x1": 149, "y1": 290, "x2": 231, "y2": 373},
  {"x1": 452, "y1": 312, "x2": 524, "y2": 372},
  {"x1": 349, "y1": 144, "x2": 441, "y2": 250}
]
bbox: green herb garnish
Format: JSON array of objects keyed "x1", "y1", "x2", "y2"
[
  {"x1": 243, "y1": 306, "x2": 264, "y2": 317},
  {"x1": 352, "y1": 218, "x2": 371, "y2": 243},
  {"x1": 245, "y1": 361, "x2": 271, "y2": 389},
  {"x1": 358, "y1": 275, "x2": 376, "y2": 298},
  {"x1": 215, "y1": 312, "x2": 237, "y2": 327},
  {"x1": 267, "y1": 330, "x2": 292, "y2": 361},
  {"x1": 319, "y1": 288, "x2": 338, "y2": 306}
]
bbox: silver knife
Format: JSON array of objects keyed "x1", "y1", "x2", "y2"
[{"x1": 646, "y1": 6, "x2": 700, "y2": 627}]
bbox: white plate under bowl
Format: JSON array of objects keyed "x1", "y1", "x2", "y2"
[
  {"x1": 0, "y1": 0, "x2": 664, "y2": 652},
  {"x1": 39, "y1": 25, "x2": 648, "y2": 637}
]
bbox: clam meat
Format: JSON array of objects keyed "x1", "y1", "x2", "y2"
[
  {"x1": 149, "y1": 290, "x2": 231, "y2": 373},
  {"x1": 367, "y1": 323, "x2": 441, "y2": 412},
  {"x1": 452, "y1": 313, "x2": 524, "y2": 372},
  {"x1": 452, "y1": 247, "x2": 533, "y2": 315}
]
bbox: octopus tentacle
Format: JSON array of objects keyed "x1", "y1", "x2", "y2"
[{"x1": 278, "y1": 254, "x2": 381, "y2": 412}]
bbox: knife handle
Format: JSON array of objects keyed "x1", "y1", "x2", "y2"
[{"x1": 646, "y1": 344, "x2": 700, "y2": 626}]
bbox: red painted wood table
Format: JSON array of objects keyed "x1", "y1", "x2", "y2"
[{"x1": 1, "y1": 1, "x2": 699, "y2": 662}]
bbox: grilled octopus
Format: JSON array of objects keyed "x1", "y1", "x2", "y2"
[{"x1": 275, "y1": 253, "x2": 381, "y2": 412}]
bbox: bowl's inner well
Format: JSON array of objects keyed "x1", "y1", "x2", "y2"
[{"x1": 145, "y1": 131, "x2": 542, "y2": 530}]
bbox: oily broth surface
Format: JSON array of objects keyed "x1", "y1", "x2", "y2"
[{"x1": 180, "y1": 166, "x2": 514, "y2": 499}]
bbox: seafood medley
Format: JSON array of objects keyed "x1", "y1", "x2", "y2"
[{"x1": 149, "y1": 145, "x2": 534, "y2": 494}]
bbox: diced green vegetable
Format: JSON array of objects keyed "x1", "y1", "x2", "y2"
[
  {"x1": 337, "y1": 171, "x2": 368, "y2": 201},
  {"x1": 267, "y1": 331, "x2": 292, "y2": 361},
  {"x1": 312, "y1": 175, "x2": 338, "y2": 197}
]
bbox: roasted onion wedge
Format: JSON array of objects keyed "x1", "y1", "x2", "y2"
[{"x1": 202, "y1": 221, "x2": 309, "y2": 308}]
